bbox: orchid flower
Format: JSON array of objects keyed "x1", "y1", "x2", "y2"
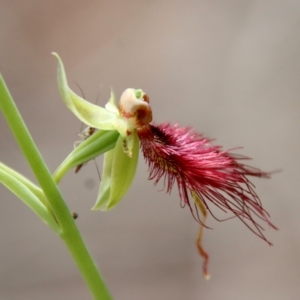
[
  {"x1": 53, "y1": 53, "x2": 276, "y2": 279},
  {"x1": 53, "y1": 53, "x2": 152, "y2": 211}
]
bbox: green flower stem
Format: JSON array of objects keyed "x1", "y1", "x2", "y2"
[{"x1": 0, "y1": 76, "x2": 112, "y2": 300}]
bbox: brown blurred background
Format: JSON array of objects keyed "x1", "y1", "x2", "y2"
[{"x1": 0, "y1": 1, "x2": 299, "y2": 299}]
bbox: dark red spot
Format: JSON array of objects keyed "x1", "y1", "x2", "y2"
[{"x1": 143, "y1": 94, "x2": 150, "y2": 103}]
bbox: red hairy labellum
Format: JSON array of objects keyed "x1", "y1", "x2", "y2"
[{"x1": 137, "y1": 123, "x2": 277, "y2": 245}]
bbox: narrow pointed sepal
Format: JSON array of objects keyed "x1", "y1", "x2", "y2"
[
  {"x1": 92, "y1": 131, "x2": 139, "y2": 211},
  {"x1": 52, "y1": 52, "x2": 120, "y2": 130},
  {"x1": 53, "y1": 130, "x2": 119, "y2": 184}
]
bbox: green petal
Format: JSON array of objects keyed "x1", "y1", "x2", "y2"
[
  {"x1": 53, "y1": 130, "x2": 119, "y2": 184},
  {"x1": 0, "y1": 163, "x2": 60, "y2": 233},
  {"x1": 105, "y1": 89, "x2": 119, "y2": 114},
  {"x1": 52, "y1": 53, "x2": 118, "y2": 130},
  {"x1": 92, "y1": 131, "x2": 139, "y2": 211}
]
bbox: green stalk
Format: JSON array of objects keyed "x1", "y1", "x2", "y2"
[{"x1": 0, "y1": 75, "x2": 113, "y2": 300}]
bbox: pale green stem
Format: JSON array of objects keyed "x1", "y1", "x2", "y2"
[{"x1": 0, "y1": 75, "x2": 113, "y2": 300}]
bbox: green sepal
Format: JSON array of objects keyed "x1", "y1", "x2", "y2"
[
  {"x1": 53, "y1": 130, "x2": 119, "y2": 184},
  {"x1": 53, "y1": 52, "x2": 123, "y2": 131},
  {"x1": 0, "y1": 162, "x2": 60, "y2": 233},
  {"x1": 93, "y1": 131, "x2": 139, "y2": 211}
]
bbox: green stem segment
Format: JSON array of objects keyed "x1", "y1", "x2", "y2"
[{"x1": 0, "y1": 76, "x2": 113, "y2": 300}]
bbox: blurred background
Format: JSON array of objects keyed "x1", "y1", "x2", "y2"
[{"x1": 0, "y1": 1, "x2": 299, "y2": 299}]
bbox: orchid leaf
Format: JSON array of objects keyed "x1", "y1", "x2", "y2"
[
  {"x1": 0, "y1": 163, "x2": 60, "y2": 233},
  {"x1": 0, "y1": 162, "x2": 44, "y2": 202}
]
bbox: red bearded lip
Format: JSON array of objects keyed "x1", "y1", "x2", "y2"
[
  {"x1": 138, "y1": 122, "x2": 277, "y2": 278},
  {"x1": 137, "y1": 123, "x2": 277, "y2": 243}
]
